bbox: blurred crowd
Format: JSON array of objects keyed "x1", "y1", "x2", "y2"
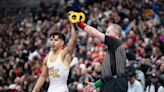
[{"x1": 0, "y1": 0, "x2": 164, "y2": 92}]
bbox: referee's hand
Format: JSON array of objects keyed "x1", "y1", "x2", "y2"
[{"x1": 82, "y1": 82, "x2": 96, "y2": 92}]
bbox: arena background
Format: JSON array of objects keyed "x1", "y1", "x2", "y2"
[{"x1": 0, "y1": 0, "x2": 164, "y2": 92}]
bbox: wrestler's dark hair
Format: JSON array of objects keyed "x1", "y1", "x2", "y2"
[{"x1": 49, "y1": 32, "x2": 65, "y2": 42}]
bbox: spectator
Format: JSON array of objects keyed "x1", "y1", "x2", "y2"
[
  {"x1": 127, "y1": 70, "x2": 144, "y2": 92},
  {"x1": 145, "y1": 73, "x2": 164, "y2": 92}
]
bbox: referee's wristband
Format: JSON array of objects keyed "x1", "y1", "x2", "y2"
[
  {"x1": 94, "y1": 79, "x2": 103, "y2": 88},
  {"x1": 77, "y1": 22, "x2": 87, "y2": 30}
]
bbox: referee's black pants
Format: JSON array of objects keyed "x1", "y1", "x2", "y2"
[{"x1": 103, "y1": 77, "x2": 128, "y2": 92}]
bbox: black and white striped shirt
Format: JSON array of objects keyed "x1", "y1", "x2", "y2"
[{"x1": 101, "y1": 35, "x2": 126, "y2": 82}]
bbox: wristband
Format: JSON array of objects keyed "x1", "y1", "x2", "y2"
[
  {"x1": 78, "y1": 22, "x2": 87, "y2": 30},
  {"x1": 94, "y1": 79, "x2": 103, "y2": 88}
]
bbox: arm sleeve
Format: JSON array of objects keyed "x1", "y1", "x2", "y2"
[
  {"x1": 94, "y1": 79, "x2": 104, "y2": 88},
  {"x1": 158, "y1": 86, "x2": 164, "y2": 92},
  {"x1": 104, "y1": 35, "x2": 121, "y2": 50}
]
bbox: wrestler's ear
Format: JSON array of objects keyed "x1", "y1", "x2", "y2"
[{"x1": 61, "y1": 40, "x2": 64, "y2": 46}]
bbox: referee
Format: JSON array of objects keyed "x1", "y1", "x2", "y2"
[{"x1": 77, "y1": 21, "x2": 128, "y2": 92}]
